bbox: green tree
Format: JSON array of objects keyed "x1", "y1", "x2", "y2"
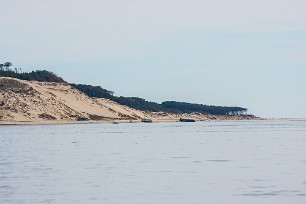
[{"x1": 3, "y1": 62, "x2": 13, "y2": 71}]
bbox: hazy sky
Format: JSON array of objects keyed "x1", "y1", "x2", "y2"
[{"x1": 1, "y1": 0, "x2": 306, "y2": 118}]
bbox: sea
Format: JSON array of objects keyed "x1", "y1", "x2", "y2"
[{"x1": 1, "y1": 120, "x2": 306, "y2": 204}]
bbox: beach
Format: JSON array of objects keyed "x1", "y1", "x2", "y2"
[{"x1": 0, "y1": 77, "x2": 258, "y2": 125}]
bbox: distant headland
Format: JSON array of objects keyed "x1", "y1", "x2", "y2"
[{"x1": 0, "y1": 62, "x2": 258, "y2": 124}]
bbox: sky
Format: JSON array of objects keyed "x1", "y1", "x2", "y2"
[{"x1": 1, "y1": 0, "x2": 306, "y2": 118}]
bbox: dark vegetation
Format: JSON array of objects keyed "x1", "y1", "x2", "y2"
[
  {"x1": 161, "y1": 101, "x2": 247, "y2": 115},
  {"x1": 0, "y1": 62, "x2": 65, "y2": 83},
  {"x1": 113, "y1": 96, "x2": 167, "y2": 112},
  {"x1": 68, "y1": 84, "x2": 247, "y2": 115},
  {"x1": 70, "y1": 84, "x2": 114, "y2": 99},
  {"x1": 0, "y1": 62, "x2": 248, "y2": 115}
]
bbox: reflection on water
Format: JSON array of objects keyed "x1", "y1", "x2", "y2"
[{"x1": 1, "y1": 120, "x2": 306, "y2": 204}]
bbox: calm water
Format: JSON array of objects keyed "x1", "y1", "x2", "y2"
[{"x1": 1, "y1": 120, "x2": 306, "y2": 204}]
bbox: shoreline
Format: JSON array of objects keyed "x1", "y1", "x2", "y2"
[
  {"x1": 0, "y1": 77, "x2": 257, "y2": 125},
  {"x1": 1, "y1": 118, "x2": 305, "y2": 126}
]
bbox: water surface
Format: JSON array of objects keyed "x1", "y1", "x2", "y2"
[{"x1": 1, "y1": 120, "x2": 306, "y2": 204}]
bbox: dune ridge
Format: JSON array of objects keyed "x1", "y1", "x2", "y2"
[{"x1": 0, "y1": 77, "x2": 257, "y2": 124}]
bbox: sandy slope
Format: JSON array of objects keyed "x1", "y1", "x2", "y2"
[{"x1": 0, "y1": 77, "x2": 257, "y2": 124}]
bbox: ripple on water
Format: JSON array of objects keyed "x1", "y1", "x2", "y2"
[
  {"x1": 206, "y1": 160, "x2": 230, "y2": 162},
  {"x1": 235, "y1": 190, "x2": 302, "y2": 197}
]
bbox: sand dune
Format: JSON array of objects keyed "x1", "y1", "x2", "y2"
[{"x1": 0, "y1": 77, "x2": 257, "y2": 124}]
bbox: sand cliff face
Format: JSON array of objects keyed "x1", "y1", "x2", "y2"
[
  {"x1": 0, "y1": 77, "x2": 257, "y2": 124},
  {"x1": 0, "y1": 77, "x2": 143, "y2": 122}
]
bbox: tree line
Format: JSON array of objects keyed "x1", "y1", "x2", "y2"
[
  {"x1": 70, "y1": 83, "x2": 247, "y2": 115},
  {"x1": 0, "y1": 64, "x2": 248, "y2": 115},
  {"x1": 161, "y1": 101, "x2": 247, "y2": 115},
  {"x1": 0, "y1": 62, "x2": 65, "y2": 83},
  {"x1": 69, "y1": 83, "x2": 166, "y2": 112}
]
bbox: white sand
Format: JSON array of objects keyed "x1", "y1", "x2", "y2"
[{"x1": 0, "y1": 77, "x2": 258, "y2": 125}]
